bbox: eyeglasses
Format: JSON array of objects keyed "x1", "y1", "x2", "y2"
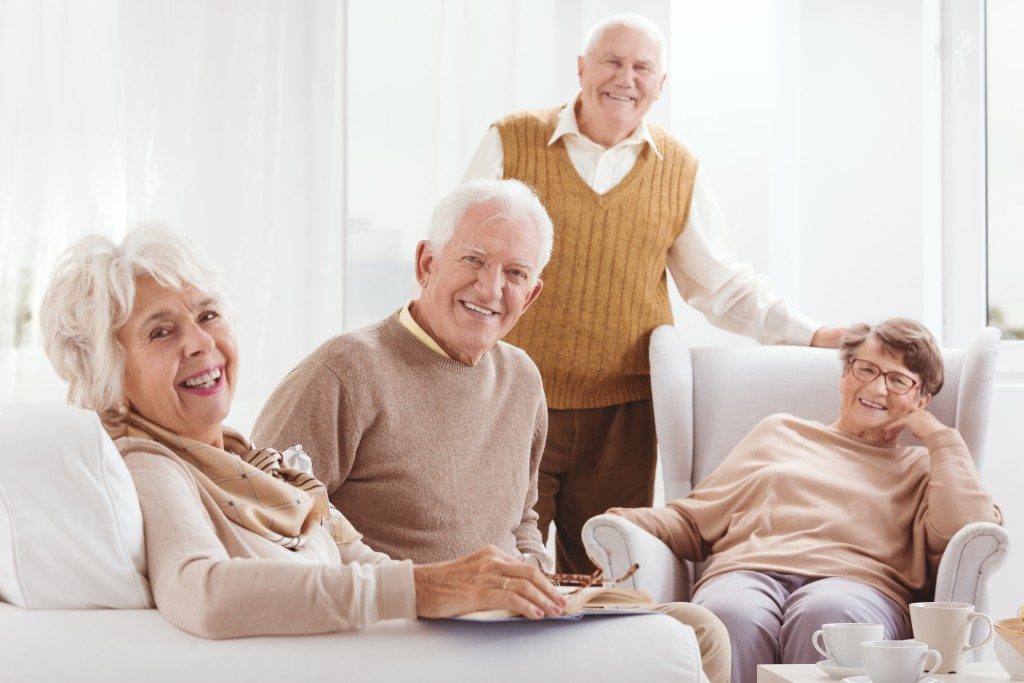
[
  {"x1": 545, "y1": 563, "x2": 639, "y2": 595},
  {"x1": 848, "y1": 358, "x2": 919, "y2": 395}
]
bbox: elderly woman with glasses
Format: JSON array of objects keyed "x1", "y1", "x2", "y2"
[
  {"x1": 40, "y1": 224, "x2": 568, "y2": 639},
  {"x1": 610, "y1": 319, "x2": 1001, "y2": 683}
]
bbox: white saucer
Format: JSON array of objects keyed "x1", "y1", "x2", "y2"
[
  {"x1": 840, "y1": 677, "x2": 938, "y2": 683},
  {"x1": 816, "y1": 660, "x2": 865, "y2": 679}
]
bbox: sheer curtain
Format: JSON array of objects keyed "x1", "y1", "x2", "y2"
[{"x1": 0, "y1": 0, "x2": 345, "y2": 432}]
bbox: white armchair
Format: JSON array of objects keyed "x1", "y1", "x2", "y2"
[{"x1": 583, "y1": 325, "x2": 1008, "y2": 657}]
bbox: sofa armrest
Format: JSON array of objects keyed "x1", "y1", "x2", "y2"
[
  {"x1": 582, "y1": 514, "x2": 690, "y2": 604},
  {"x1": 934, "y1": 521, "x2": 1009, "y2": 610}
]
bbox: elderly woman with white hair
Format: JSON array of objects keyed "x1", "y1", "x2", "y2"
[
  {"x1": 39, "y1": 222, "x2": 568, "y2": 639},
  {"x1": 611, "y1": 319, "x2": 1002, "y2": 683}
]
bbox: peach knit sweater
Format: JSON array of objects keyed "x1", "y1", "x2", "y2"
[
  {"x1": 121, "y1": 439, "x2": 416, "y2": 638},
  {"x1": 615, "y1": 414, "x2": 1001, "y2": 612}
]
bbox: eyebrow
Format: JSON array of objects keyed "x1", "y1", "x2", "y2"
[
  {"x1": 461, "y1": 244, "x2": 535, "y2": 271},
  {"x1": 602, "y1": 51, "x2": 654, "y2": 68},
  {"x1": 139, "y1": 298, "x2": 215, "y2": 328}
]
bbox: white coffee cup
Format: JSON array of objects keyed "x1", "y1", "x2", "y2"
[
  {"x1": 811, "y1": 622, "x2": 885, "y2": 667},
  {"x1": 861, "y1": 640, "x2": 941, "y2": 683},
  {"x1": 910, "y1": 601, "x2": 994, "y2": 674}
]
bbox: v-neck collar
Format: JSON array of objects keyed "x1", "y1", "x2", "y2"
[{"x1": 550, "y1": 135, "x2": 655, "y2": 208}]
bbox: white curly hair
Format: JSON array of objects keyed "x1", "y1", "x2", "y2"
[{"x1": 40, "y1": 223, "x2": 233, "y2": 414}]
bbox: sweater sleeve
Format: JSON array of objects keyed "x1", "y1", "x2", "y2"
[
  {"x1": 919, "y1": 428, "x2": 1002, "y2": 555},
  {"x1": 251, "y1": 353, "x2": 360, "y2": 498},
  {"x1": 512, "y1": 397, "x2": 554, "y2": 573},
  {"x1": 611, "y1": 417, "x2": 784, "y2": 562},
  {"x1": 125, "y1": 448, "x2": 415, "y2": 639}
]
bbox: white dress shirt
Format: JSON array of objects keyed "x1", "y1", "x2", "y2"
[{"x1": 462, "y1": 95, "x2": 820, "y2": 346}]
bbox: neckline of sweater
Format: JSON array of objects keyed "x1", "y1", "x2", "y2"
[{"x1": 383, "y1": 311, "x2": 498, "y2": 374}]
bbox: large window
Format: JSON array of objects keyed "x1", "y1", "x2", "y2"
[{"x1": 986, "y1": 0, "x2": 1024, "y2": 340}]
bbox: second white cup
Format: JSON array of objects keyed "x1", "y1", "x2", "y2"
[
  {"x1": 811, "y1": 622, "x2": 885, "y2": 668},
  {"x1": 861, "y1": 640, "x2": 942, "y2": 683}
]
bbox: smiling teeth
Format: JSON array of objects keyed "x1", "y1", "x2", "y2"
[
  {"x1": 606, "y1": 94, "x2": 632, "y2": 101},
  {"x1": 463, "y1": 302, "x2": 495, "y2": 315},
  {"x1": 860, "y1": 399, "x2": 885, "y2": 410},
  {"x1": 184, "y1": 367, "x2": 221, "y2": 388}
]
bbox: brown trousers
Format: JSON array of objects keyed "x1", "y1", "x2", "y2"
[{"x1": 534, "y1": 399, "x2": 658, "y2": 574}]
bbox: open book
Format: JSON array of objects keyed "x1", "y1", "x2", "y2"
[{"x1": 450, "y1": 585, "x2": 656, "y2": 622}]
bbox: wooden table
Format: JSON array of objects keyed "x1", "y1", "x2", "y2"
[{"x1": 757, "y1": 662, "x2": 1010, "y2": 683}]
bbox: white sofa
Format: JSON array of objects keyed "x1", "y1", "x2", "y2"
[
  {"x1": 0, "y1": 403, "x2": 705, "y2": 682},
  {"x1": 583, "y1": 326, "x2": 1009, "y2": 657}
]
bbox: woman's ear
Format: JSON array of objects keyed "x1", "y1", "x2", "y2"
[{"x1": 916, "y1": 391, "x2": 933, "y2": 411}]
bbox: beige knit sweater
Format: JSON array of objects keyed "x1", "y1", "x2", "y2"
[
  {"x1": 252, "y1": 312, "x2": 552, "y2": 571},
  {"x1": 120, "y1": 438, "x2": 416, "y2": 639},
  {"x1": 615, "y1": 414, "x2": 1002, "y2": 612}
]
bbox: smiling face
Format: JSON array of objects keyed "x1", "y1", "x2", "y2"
[
  {"x1": 835, "y1": 337, "x2": 929, "y2": 441},
  {"x1": 576, "y1": 23, "x2": 666, "y2": 147},
  {"x1": 115, "y1": 276, "x2": 237, "y2": 447},
  {"x1": 411, "y1": 202, "x2": 544, "y2": 366}
]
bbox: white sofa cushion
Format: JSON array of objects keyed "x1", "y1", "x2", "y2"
[
  {"x1": 0, "y1": 403, "x2": 152, "y2": 608},
  {"x1": 0, "y1": 602, "x2": 704, "y2": 682}
]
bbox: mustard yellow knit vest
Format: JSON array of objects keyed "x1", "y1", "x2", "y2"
[{"x1": 496, "y1": 107, "x2": 699, "y2": 409}]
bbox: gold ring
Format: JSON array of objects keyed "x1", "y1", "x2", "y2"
[{"x1": 502, "y1": 578, "x2": 511, "y2": 591}]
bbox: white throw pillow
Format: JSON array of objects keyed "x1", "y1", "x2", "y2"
[{"x1": 0, "y1": 403, "x2": 152, "y2": 608}]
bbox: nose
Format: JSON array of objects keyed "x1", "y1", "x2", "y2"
[
  {"x1": 475, "y1": 263, "x2": 504, "y2": 301},
  {"x1": 866, "y1": 372, "x2": 888, "y2": 395},
  {"x1": 183, "y1": 321, "x2": 216, "y2": 358},
  {"x1": 614, "y1": 64, "x2": 634, "y2": 87}
]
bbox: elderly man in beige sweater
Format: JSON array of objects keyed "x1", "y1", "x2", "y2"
[{"x1": 253, "y1": 179, "x2": 731, "y2": 683}]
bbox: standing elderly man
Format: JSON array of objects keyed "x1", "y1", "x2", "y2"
[
  {"x1": 463, "y1": 14, "x2": 844, "y2": 573},
  {"x1": 253, "y1": 179, "x2": 554, "y2": 571}
]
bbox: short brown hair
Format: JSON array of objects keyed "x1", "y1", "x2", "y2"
[{"x1": 839, "y1": 318, "x2": 944, "y2": 396}]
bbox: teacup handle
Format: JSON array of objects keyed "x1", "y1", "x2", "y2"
[
  {"x1": 965, "y1": 612, "x2": 994, "y2": 652},
  {"x1": 916, "y1": 649, "x2": 942, "y2": 680},
  {"x1": 812, "y1": 630, "x2": 832, "y2": 661}
]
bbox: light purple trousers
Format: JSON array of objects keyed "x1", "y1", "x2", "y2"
[{"x1": 692, "y1": 571, "x2": 908, "y2": 683}]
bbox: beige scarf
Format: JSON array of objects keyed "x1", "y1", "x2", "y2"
[{"x1": 113, "y1": 412, "x2": 361, "y2": 548}]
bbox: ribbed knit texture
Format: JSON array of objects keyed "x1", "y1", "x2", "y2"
[
  {"x1": 252, "y1": 312, "x2": 552, "y2": 571},
  {"x1": 496, "y1": 108, "x2": 699, "y2": 409}
]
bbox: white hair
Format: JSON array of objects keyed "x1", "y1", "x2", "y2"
[
  {"x1": 40, "y1": 223, "x2": 233, "y2": 414},
  {"x1": 426, "y1": 179, "x2": 554, "y2": 278},
  {"x1": 582, "y1": 13, "x2": 668, "y2": 70}
]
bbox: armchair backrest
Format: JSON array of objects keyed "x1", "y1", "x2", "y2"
[{"x1": 650, "y1": 326, "x2": 1000, "y2": 503}]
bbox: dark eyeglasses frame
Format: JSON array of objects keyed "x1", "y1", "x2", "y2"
[
  {"x1": 545, "y1": 563, "x2": 639, "y2": 595},
  {"x1": 848, "y1": 357, "x2": 919, "y2": 395}
]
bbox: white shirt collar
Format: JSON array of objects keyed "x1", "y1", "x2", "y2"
[{"x1": 547, "y1": 91, "x2": 662, "y2": 159}]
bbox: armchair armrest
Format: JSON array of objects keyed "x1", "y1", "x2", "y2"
[
  {"x1": 582, "y1": 514, "x2": 690, "y2": 604},
  {"x1": 934, "y1": 521, "x2": 1009, "y2": 610}
]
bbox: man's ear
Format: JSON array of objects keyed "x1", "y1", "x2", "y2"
[
  {"x1": 521, "y1": 278, "x2": 544, "y2": 314},
  {"x1": 414, "y1": 241, "x2": 435, "y2": 287},
  {"x1": 577, "y1": 55, "x2": 585, "y2": 83},
  {"x1": 655, "y1": 72, "x2": 667, "y2": 99}
]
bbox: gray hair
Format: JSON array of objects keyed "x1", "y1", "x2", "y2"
[
  {"x1": 426, "y1": 179, "x2": 554, "y2": 278},
  {"x1": 839, "y1": 318, "x2": 944, "y2": 397},
  {"x1": 582, "y1": 13, "x2": 668, "y2": 71},
  {"x1": 40, "y1": 223, "x2": 233, "y2": 414}
]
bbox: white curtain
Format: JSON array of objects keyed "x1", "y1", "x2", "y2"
[{"x1": 0, "y1": 0, "x2": 345, "y2": 432}]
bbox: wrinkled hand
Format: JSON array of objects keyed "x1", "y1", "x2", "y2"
[
  {"x1": 880, "y1": 408, "x2": 947, "y2": 444},
  {"x1": 413, "y1": 545, "x2": 567, "y2": 620},
  {"x1": 810, "y1": 326, "x2": 848, "y2": 348}
]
